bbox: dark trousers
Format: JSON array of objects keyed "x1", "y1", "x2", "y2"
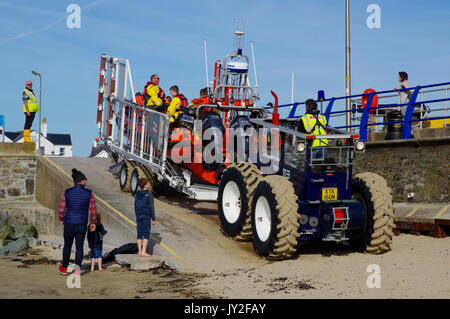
[
  {"x1": 62, "y1": 223, "x2": 87, "y2": 268},
  {"x1": 24, "y1": 112, "x2": 36, "y2": 130}
]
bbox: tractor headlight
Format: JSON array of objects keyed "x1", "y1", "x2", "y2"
[
  {"x1": 355, "y1": 140, "x2": 366, "y2": 152},
  {"x1": 297, "y1": 142, "x2": 307, "y2": 153}
]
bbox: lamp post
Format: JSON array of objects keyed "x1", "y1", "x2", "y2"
[
  {"x1": 345, "y1": 0, "x2": 351, "y2": 130},
  {"x1": 31, "y1": 70, "x2": 42, "y2": 154}
]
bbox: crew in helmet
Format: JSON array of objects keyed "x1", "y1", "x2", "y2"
[{"x1": 298, "y1": 99, "x2": 329, "y2": 159}]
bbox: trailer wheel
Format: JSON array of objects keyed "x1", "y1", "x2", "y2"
[
  {"x1": 218, "y1": 163, "x2": 262, "y2": 241},
  {"x1": 130, "y1": 166, "x2": 155, "y2": 195},
  {"x1": 111, "y1": 152, "x2": 119, "y2": 164},
  {"x1": 251, "y1": 175, "x2": 300, "y2": 260},
  {"x1": 351, "y1": 172, "x2": 395, "y2": 254},
  {"x1": 130, "y1": 168, "x2": 140, "y2": 196},
  {"x1": 119, "y1": 161, "x2": 133, "y2": 192}
]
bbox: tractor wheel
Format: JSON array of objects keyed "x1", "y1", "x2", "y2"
[
  {"x1": 119, "y1": 161, "x2": 133, "y2": 192},
  {"x1": 218, "y1": 163, "x2": 262, "y2": 241},
  {"x1": 350, "y1": 172, "x2": 395, "y2": 254},
  {"x1": 251, "y1": 175, "x2": 300, "y2": 260}
]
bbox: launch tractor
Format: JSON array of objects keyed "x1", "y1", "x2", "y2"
[{"x1": 96, "y1": 32, "x2": 395, "y2": 260}]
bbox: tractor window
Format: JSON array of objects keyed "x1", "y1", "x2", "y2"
[
  {"x1": 283, "y1": 135, "x2": 306, "y2": 170},
  {"x1": 309, "y1": 144, "x2": 351, "y2": 174}
]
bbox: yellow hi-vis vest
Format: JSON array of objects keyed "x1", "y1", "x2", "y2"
[
  {"x1": 23, "y1": 89, "x2": 39, "y2": 113},
  {"x1": 301, "y1": 113, "x2": 328, "y2": 147}
]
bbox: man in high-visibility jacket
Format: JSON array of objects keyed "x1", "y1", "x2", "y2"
[
  {"x1": 22, "y1": 80, "x2": 39, "y2": 143},
  {"x1": 144, "y1": 74, "x2": 165, "y2": 111},
  {"x1": 167, "y1": 85, "x2": 189, "y2": 126},
  {"x1": 298, "y1": 99, "x2": 328, "y2": 158}
]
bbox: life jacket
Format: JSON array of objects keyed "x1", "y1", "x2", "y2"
[
  {"x1": 144, "y1": 82, "x2": 165, "y2": 108},
  {"x1": 144, "y1": 82, "x2": 165, "y2": 99},
  {"x1": 175, "y1": 94, "x2": 189, "y2": 109},
  {"x1": 191, "y1": 96, "x2": 211, "y2": 106}
]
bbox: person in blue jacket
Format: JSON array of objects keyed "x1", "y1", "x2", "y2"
[
  {"x1": 87, "y1": 213, "x2": 107, "y2": 271},
  {"x1": 58, "y1": 168, "x2": 98, "y2": 276},
  {"x1": 134, "y1": 178, "x2": 156, "y2": 257}
]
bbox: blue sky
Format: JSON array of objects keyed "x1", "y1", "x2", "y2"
[{"x1": 1, "y1": 0, "x2": 449, "y2": 156}]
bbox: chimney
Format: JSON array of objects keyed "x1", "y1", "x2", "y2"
[
  {"x1": 41, "y1": 118, "x2": 47, "y2": 137},
  {"x1": 94, "y1": 139, "x2": 98, "y2": 148}
]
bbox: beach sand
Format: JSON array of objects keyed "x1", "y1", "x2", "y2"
[{"x1": 0, "y1": 234, "x2": 448, "y2": 299}]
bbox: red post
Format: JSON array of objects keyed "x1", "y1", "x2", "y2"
[{"x1": 271, "y1": 90, "x2": 279, "y2": 125}]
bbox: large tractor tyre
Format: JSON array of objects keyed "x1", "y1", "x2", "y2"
[
  {"x1": 350, "y1": 172, "x2": 395, "y2": 254},
  {"x1": 218, "y1": 163, "x2": 262, "y2": 241},
  {"x1": 119, "y1": 161, "x2": 133, "y2": 192},
  {"x1": 130, "y1": 166, "x2": 155, "y2": 196},
  {"x1": 251, "y1": 175, "x2": 300, "y2": 260}
]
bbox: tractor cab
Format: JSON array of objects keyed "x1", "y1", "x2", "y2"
[{"x1": 281, "y1": 128, "x2": 365, "y2": 202}]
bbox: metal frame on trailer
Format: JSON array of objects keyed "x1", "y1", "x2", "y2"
[{"x1": 97, "y1": 54, "x2": 219, "y2": 201}]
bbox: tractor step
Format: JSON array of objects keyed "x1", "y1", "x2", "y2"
[{"x1": 186, "y1": 184, "x2": 218, "y2": 201}]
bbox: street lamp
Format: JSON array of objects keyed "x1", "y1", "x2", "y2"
[
  {"x1": 31, "y1": 70, "x2": 42, "y2": 154},
  {"x1": 345, "y1": 0, "x2": 351, "y2": 131}
]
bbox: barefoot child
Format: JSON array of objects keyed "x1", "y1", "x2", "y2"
[
  {"x1": 87, "y1": 214, "x2": 107, "y2": 271},
  {"x1": 134, "y1": 178, "x2": 156, "y2": 257}
]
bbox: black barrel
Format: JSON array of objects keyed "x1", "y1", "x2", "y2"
[{"x1": 385, "y1": 110, "x2": 403, "y2": 140}]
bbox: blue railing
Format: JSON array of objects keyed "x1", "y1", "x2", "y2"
[{"x1": 267, "y1": 81, "x2": 450, "y2": 141}]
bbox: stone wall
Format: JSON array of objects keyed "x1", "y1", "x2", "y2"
[
  {"x1": 0, "y1": 202, "x2": 56, "y2": 237},
  {"x1": 353, "y1": 137, "x2": 450, "y2": 203},
  {"x1": 0, "y1": 155, "x2": 36, "y2": 202}
]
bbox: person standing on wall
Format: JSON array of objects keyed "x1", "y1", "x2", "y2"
[
  {"x1": 22, "y1": 80, "x2": 39, "y2": 143},
  {"x1": 58, "y1": 169, "x2": 98, "y2": 276}
]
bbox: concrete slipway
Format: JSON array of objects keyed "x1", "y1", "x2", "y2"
[
  {"x1": 37, "y1": 156, "x2": 450, "y2": 272},
  {"x1": 39, "y1": 156, "x2": 268, "y2": 272}
]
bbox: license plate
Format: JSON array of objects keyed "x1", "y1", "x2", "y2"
[{"x1": 322, "y1": 188, "x2": 337, "y2": 201}]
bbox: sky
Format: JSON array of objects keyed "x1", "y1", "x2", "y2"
[{"x1": 0, "y1": 0, "x2": 449, "y2": 156}]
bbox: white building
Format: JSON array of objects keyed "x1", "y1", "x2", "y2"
[
  {"x1": 5, "y1": 118, "x2": 73, "y2": 157},
  {"x1": 89, "y1": 140, "x2": 111, "y2": 158}
]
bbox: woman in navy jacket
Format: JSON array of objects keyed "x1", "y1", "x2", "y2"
[{"x1": 134, "y1": 178, "x2": 156, "y2": 257}]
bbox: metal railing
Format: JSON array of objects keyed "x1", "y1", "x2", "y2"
[
  {"x1": 268, "y1": 81, "x2": 450, "y2": 141},
  {"x1": 111, "y1": 98, "x2": 169, "y2": 168}
]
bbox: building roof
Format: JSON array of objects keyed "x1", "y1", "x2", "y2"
[
  {"x1": 5, "y1": 131, "x2": 22, "y2": 142},
  {"x1": 5, "y1": 131, "x2": 72, "y2": 145},
  {"x1": 46, "y1": 133, "x2": 72, "y2": 146},
  {"x1": 89, "y1": 144, "x2": 112, "y2": 157}
]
